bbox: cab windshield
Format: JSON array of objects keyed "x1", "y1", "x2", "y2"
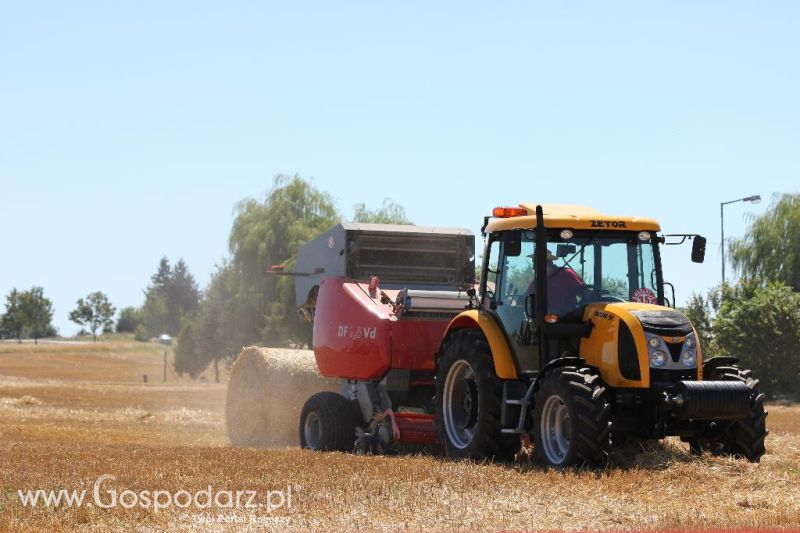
[{"x1": 498, "y1": 230, "x2": 661, "y2": 316}]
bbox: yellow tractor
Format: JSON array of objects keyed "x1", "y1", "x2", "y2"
[{"x1": 435, "y1": 203, "x2": 768, "y2": 466}]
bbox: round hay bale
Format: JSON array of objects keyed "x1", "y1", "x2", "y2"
[{"x1": 226, "y1": 346, "x2": 338, "y2": 447}]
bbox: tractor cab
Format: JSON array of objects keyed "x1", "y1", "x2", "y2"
[
  {"x1": 487, "y1": 226, "x2": 662, "y2": 373},
  {"x1": 479, "y1": 204, "x2": 706, "y2": 378}
]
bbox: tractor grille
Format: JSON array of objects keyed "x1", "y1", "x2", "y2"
[
  {"x1": 665, "y1": 340, "x2": 684, "y2": 363},
  {"x1": 618, "y1": 321, "x2": 641, "y2": 381}
]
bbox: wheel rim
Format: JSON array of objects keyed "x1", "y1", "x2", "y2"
[
  {"x1": 443, "y1": 359, "x2": 479, "y2": 449},
  {"x1": 304, "y1": 411, "x2": 322, "y2": 449},
  {"x1": 540, "y1": 395, "x2": 571, "y2": 464}
]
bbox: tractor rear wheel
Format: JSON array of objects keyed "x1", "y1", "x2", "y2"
[
  {"x1": 435, "y1": 329, "x2": 520, "y2": 460},
  {"x1": 299, "y1": 392, "x2": 361, "y2": 452},
  {"x1": 690, "y1": 366, "x2": 768, "y2": 462},
  {"x1": 532, "y1": 367, "x2": 611, "y2": 467}
]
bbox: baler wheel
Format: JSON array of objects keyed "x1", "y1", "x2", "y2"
[
  {"x1": 532, "y1": 367, "x2": 611, "y2": 467},
  {"x1": 299, "y1": 392, "x2": 361, "y2": 452},
  {"x1": 435, "y1": 329, "x2": 520, "y2": 460}
]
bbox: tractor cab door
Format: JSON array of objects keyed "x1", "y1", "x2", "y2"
[{"x1": 489, "y1": 231, "x2": 540, "y2": 373}]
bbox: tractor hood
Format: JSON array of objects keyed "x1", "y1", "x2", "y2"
[
  {"x1": 579, "y1": 302, "x2": 699, "y2": 388},
  {"x1": 628, "y1": 308, "x2": 694, "y2": 336},
  {"x1": 585, "y1": 302, "x2": 694, "y2": 336}
]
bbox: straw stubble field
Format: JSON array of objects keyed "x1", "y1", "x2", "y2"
[{"x1": 1, "y1": 338, "x2": 799, "y2": 532}]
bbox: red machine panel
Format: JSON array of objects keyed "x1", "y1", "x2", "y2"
[
  {"x1": 313, "y1": 277, "x2": 455, "y2": 379},
  {"x1": 313, "y1": 277, "x2": 394, "y2": 380},
  {"x1": 389, "y1": 320, "x2": 446, "y2": 372}
]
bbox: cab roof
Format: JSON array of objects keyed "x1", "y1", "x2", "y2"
[{"x1": 485, "y1": 203, "x2": 661, "y2": 233}]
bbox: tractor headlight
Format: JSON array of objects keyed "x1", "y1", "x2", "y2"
[
  {"x1": 680, "y1": 332, "x2": 698, "y2": 368},
  {"x1": 650, "y1": 350, "x2": 667, "y2": 367},
  {"x1": 647, "y1": 334, "x2": 668, "y2": 368}
]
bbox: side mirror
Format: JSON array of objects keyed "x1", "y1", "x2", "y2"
[
  {"x1": 691, "y1": 235, "x2": 706, "y2": 263},
  {"x1": 504, "y1": 230, "x2": 522, "y2": 257},
  {"x1": 525, "y1": 294, "x2": 536, "y2": 317}
]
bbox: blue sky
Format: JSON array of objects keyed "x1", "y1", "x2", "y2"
[{"x1": 1, "y1": 1, "x2": 798, "y2": 335}]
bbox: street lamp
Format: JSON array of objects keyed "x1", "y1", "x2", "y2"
[{"x1": 721, "y1": 194, "x2": 761, "y2": 283}]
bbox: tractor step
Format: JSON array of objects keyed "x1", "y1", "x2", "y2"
[{"x1": 501, "y1": 380, "x2": 535, "y2": 434}]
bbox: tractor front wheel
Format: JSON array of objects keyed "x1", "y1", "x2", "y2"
[{"x1": 532, "y1": 367, "x2": 611, "y2": 467}]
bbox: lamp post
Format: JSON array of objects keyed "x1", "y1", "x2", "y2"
[{"x1": 720, "y1": 194, "x2": 761, "y2": 284}]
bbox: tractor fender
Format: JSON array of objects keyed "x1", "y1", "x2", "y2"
[
  {"x1": 442, "y1": 310, "x2": 518, "y2": 379},
  {"x1": 530, "y1": 356, "x2": 587, "y2": 397}
]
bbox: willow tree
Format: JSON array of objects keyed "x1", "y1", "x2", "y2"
[
  {"x1": 730, "y1": 193, "x2": 800, "y2": 290},
  {"x1": 228, "y1": 175, "x2": 339, "y2": 345},
  {"x1": 352, "y1": 198, "x2": 413, "y2": 224}
]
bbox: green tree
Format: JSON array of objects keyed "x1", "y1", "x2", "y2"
[
  {"x1": 171, "y1": 259, "x2": 200, "y2": 318},
  {"x1": 680, "y1": 291, "x2": 715, "y2": 356},
  {"x1": 1, "y1": 289, "x2": 26, "y2": 343},
  {"x1": 712, "y1": 281, "x2": 800, "y2": 397},
  {"x1": 151, "y1": 257, "x2": 172, "y2": 292},
  {"x1": 116, "y1": 306, "x2": 142, "y2": 333},
  {"x1": 352, "y1": 198, "x2": 413, "y2": 224},
  {"x1": 142, "y1": 291, "x2": 170, "y2": 337},
  {"x1": 729, "y1": 193, "x2": 800, "y2": 290},
  {"x1": 69, "y1": 291, "x2": 116, "y2": 342},
  {"x1": 174, "y1": 320, "x2": 205, "y2": 379},
  {"x1": 228, "y1": 174, "x2": 339, "y2": 345},
  {"x1": 140, "y1": 257, "x2": 199, "y2": 336},
  {"x1": 134, "y1": 324, "x2": 148, "y2": 342},
  {"x1": 22, "y1": 287, "x2": 55, "y2": 344},
  {"x1": 0, "y1": 287, "x2": 55, "y2": 344},
  {"x1": 192, "y1": 262, "x2": 238, "y2": 377}
]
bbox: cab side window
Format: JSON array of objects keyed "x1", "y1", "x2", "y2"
[
  {"x1": 499, "y1": 240, "x2": 535, "y2": 303},
  {"x1": 482, "y1": 239, "x2": 500, "y2": 298}
]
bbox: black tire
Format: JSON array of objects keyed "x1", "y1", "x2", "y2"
[
  {"x1": 691, "y1": 366, "x2": 768, "y2": 462},
  {"x1": 299, "y1": 392, "x2": 361, "y2": 452},
  {"x1": 435, "y1": 329, "x2": 520, "y2": 460},
  {"x1": 532, "y1": 367, "x2": 611, "y2": 467}
]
